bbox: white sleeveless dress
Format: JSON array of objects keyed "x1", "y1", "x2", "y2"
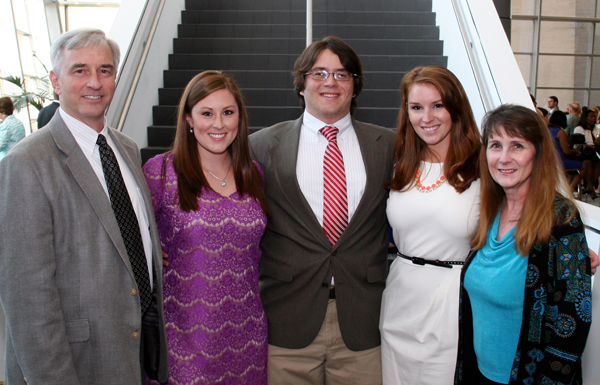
[{"x1": 380, "y1": 162, "x2": 480, "y2": 385}]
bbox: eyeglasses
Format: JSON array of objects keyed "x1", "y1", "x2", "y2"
[{"x1": 304, "y1": 70, "x2": 357, "y2": 82}]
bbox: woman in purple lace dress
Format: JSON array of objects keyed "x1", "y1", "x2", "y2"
[{"x1": 143, "y1": 71, "x2": 269, "y2": 384}]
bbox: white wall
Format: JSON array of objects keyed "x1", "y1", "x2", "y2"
[{"x1": 432, "y1": 0, "x2": 533, "y2": 126}]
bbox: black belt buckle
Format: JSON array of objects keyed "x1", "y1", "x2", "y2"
[
  {"x1": 430, "y1": 259, "x2": 452, "y2": 269},
  {"x1": 411, "y1": 256, "x2": 452, "y2": 269},
  {"x1": 412, "y1": 257, "x2": 426, "y2": 266}
]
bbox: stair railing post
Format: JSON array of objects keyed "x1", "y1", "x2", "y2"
[{"x1": 306, "y1": 0, "x2": 312, "y2": 46}]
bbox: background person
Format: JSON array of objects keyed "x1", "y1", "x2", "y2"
[
  {"x1": 566, "y1": 102, "x2": 581, "y2": 140},
  {"x1": 0, "y1": 96, "x2": 25, "y2": 162},
  {"x1": 37, "y1": 93, "x2": 60, "y2": 128},
  {"x1": 573, "y1": 108, "x2": 600, "y2": 198},
  {"x1": 380, "y1": 66, "x2": 481, "y2": 385},
  {"x1": 143, "y1": 70, "x2": 269, "y2": 384},
  {"x1": 455, "y1": 104, "x2": 592, "y2": 385},
  {"x1": 547, "y1": 110, "x2": 586, "y2": 196},
  {"x1": 547, "y1": 95, "x2": 559, "y2": 117}
]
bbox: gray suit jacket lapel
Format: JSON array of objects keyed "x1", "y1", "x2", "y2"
[
  {"x1": 49, "y1": 117, "x2": 136, "y2": 278},
  {"x1": 270, "y1": 116, "x2": 331, "y2": 247}
]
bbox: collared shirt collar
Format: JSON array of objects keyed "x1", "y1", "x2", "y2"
[
  {"x1": 59, "y1": 108, "x2": 109, "y2": 154},
  {"x1": 302, "y1": 110, "x2": 353, "y2": 139}
]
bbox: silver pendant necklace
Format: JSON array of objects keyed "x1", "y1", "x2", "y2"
[{"x1": 205, "y1": 164, "x2": 231, "y2": 187}]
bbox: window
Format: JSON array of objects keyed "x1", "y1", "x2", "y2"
[{"x1": 512, "y1": 0, "x2": 600, "y2": 108}]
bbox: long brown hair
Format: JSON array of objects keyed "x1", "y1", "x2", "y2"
[
  {"x1": 168, "y1": 70, "x2": 268, "y2": 213},
  {"x1": 389, "y1": 66, "x2": 480, "y2": 193},
  {"x1": 471, "y1": 104, "x2": 576, "y2": 255}
]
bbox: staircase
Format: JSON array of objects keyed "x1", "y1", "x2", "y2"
[{"x1": 141, "y1": 0, "x2": 447, "y2": 163}]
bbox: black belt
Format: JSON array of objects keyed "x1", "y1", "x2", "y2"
[{"x1": 397, "y1": 252, "x2": 464, "y2": 269}]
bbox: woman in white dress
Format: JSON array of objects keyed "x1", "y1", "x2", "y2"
[{"x1": 380, "y1": 66, "x2": 481, "y2": 385}]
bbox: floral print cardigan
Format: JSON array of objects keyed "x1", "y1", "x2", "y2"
[{"x1": 455, "y1": 196, "x2": 592, "y2": 384}]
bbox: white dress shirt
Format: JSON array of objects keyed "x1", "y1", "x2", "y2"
[
  {"x1": 59, "y1": 108, "x2": 154, "y2": 285},
  {"x1": 296, "y1": 111, "x2": 367, "y2": 227}
]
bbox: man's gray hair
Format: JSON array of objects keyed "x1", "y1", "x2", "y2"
[{"x1": 50, "y1": 28, "x2": 120, "y2": 74}]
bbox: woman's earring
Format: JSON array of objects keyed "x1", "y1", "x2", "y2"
[{"x1": 189, "y1": 127, "x2": 193, "y2": 133}]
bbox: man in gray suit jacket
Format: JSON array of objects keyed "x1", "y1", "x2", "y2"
[
  {"x1": 0, "y1": 29, "x2": 168, "y2": 384},
  {"x1": 250, "y1": 36, "x2": 394, "y2": 384}
]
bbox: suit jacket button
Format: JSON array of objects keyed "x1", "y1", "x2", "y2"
[
  {"x1": 130, "y1": 288, "x2": 137, "y2": 296},
  {"x1": 132, "y1": 332, "x2": 140, "y2": 339},
  {"x1": 322, "y1": 282, "x2": 329, "y2": 288}
]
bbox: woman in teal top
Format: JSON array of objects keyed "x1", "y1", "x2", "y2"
[
  {"x1": 0, "y1": 97, "x2": 25, "y2": 162},
  {"x1": 455, "y1": 104, "x2": 592, "y2": 385}
]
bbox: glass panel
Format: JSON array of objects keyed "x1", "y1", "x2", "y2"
[
  {"x1": 590, "y1": 91, "x2": 600, "y2": 107},
  {"x1": 515, "y1": 54, "x2": 532, "y2": 86},
  {"x1": 64, "y1": 6, "x2": 119, "y2": 33},
  {"x1": 536, "y1": 89, "x2": 577, "y2": 111},
  {"x1": 512, "y1": 0, "x2": 536, "y2": 15},
  {"x1": 28, "y1": 0, "x2": 52, "y2": 74},
  {"x1": 572, "y1": 89, "x2": 589, "y2": 107},
  {"x1": 18, "y1": 34, "x2": 35, "y2": 76},
  {"x1": 594, "y1": 23, "x2": 600, "y2": 54},
  {"x1": 540, "y1": 21, "x2": 593, "y2": 54},
  {"x1": 542, "y1": 0, "x2": 595, "y2": 17},
  {"x1": 59, "y1": 5, "x2": 66, "y2": 31},
  {"x1": 0, "y1": 0, "x2": 21, "y2": 95},
  {"x1": 537, "y1": 55, "x2": 591, "y2": 88},
  {"x1": 59, "y1": 0, "x2": 121, "y2": 3},
  {"x1": 591, "y1": 57, "x2": 600, "y2": 88},
  {"x1": 11, "y1": 0, "x2": 29, "y2": 33},
  {"x1": 511, "y1": 20, "x2": 534, "y2": 52}
]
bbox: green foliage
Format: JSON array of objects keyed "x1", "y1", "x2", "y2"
[{"x1": 1, "y1": 75, "x2": 52, "y2": 112}]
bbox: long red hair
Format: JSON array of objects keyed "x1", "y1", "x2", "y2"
[{"x1": 389, "y1": 66, "x2": 480, "y2": 193}]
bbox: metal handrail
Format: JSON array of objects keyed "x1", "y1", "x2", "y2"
[
  {"x1": 116, "y1": 0, "x2": 166, "y2": 131},
  {"x1": 450, "y1": 0, "x2": 494, "y2": 111}
]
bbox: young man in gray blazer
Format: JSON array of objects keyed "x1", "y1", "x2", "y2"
[
  {"x1": 250, "y1": 36, "x2": 395, "y2": 384},
  {"x1": 0, "y1": 29, "x2": 168, "y2": 384}
]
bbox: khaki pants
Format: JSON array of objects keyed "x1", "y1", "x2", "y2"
[{"x1": 268, "y1": 299, "x2": 382, "y2": 385}]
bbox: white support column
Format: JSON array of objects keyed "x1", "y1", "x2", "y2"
[{"x1": 306, "y1": 0, "x2": 312, "y2": 46}]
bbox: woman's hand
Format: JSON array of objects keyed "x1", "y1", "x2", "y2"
[
  {"x1": 590, "y1": 248, "x2": 599, "y2": 274},
  {"x1": 162, "y1": 251, "x2": 169, "y2": 267}
]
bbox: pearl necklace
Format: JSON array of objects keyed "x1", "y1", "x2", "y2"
[
  {"x1": 415, "y1": 169, "x2": 446, "y2": 193},
  {"x1": 205, "y1": 164, "x2": 231, "y2": 187}
]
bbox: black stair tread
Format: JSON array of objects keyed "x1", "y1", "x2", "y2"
[
  {"x1": 178, "y1": 23, "x2": 440, "y2": 39},
  {"x1": 144, "y1": 0, "x2": 443, "y2": 148},
  {"x1": 173, "y1": 37, "x2": 443, "y2": 55},
  {"x1": 182, "y1": 10, "x2": 436, "y2": 25},
  {"x1": 184, "y1": 0, "x2": 431, "y2": 12},
  {"x1": 162, "y1": 66, "x2": 445, "y2": 89},
  {"x1": 185, "y1": 0, "x2": 308, "y2": 11},
  {"x1": 168, "y1": 53, "x2": 446, "y2": 67}
]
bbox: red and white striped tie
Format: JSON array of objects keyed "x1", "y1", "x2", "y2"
[{"x1": 320, "y1": 126, "x2": 348, "y2": 246}]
